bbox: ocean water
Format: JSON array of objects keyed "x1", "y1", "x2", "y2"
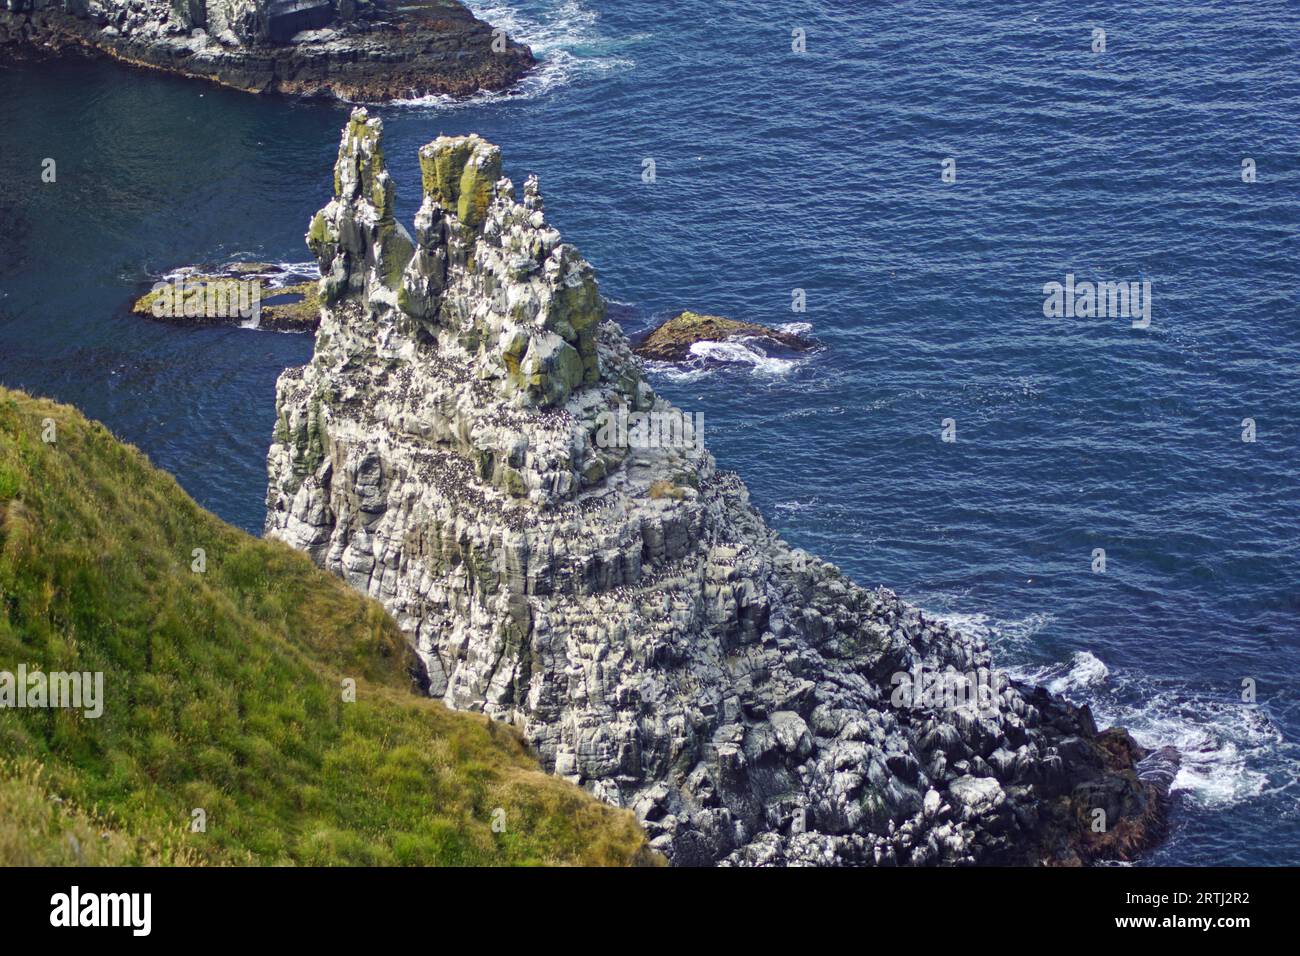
[{"x1": 1, "y1": 0, "x2": 1297, "y2": 865}]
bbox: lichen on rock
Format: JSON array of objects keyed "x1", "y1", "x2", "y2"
[
  {"x1": 309, "y1": 109, "x2": 413, "y2": 309},
  {"x1": 635, "y1": 310, "x2": 816, "y2": 363},
  {"x1": 130, "y1": 262, "x2": 321, "y2": 331},
  {"x1": 265, "y1": 110, "x2": 1175, "y2": 867}
]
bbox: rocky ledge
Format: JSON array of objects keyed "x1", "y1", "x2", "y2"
[
  {"x1": 0, "y1": 0, "x2": 533, "y2": 101},
  {"x1": 635, "y1": 310, "x2": 816, "y2": 363},
  {"x1": 264, "y1": 109, "x2": 1177, "y2": 866}
]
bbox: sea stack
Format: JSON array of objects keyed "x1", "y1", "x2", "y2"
[{"x1": 265, "y1": 109, "x2": 1174, "y2": 866}]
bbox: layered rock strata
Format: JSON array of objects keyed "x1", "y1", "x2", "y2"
[
  {"x1": 0, "y1": 0, "x2": 533, "y2": 100},
  {"x1": 265, "y1": 109, "x2": 1176, "y2": 866}
]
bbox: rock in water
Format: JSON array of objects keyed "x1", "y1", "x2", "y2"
[
  {"x1": 635, "y1": 310, "x2": 815, "y2": 363},
  {"x1": 131, "y1": 262, "x2": 321, "y2": 331},
  {"x1": 0, "y1": 0, "x2": 533, "y2": 102},
  {"x1": 266, "y1": 109, "x2": 1174, "y2": 866}
]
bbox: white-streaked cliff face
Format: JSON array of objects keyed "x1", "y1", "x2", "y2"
[{"x1": 264, "y1": 109, "x2": 1169, "y2": 867}]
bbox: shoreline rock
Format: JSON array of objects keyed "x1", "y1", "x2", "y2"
[
  {"x1": 635, "y1": 310, "x2": 815, "y2": 363},
  {"x1": 264, "y1": 109, "x2": 1176, "y2": 866},
  {"x1": 0, "y1": 0, "x2": 534, "y2": 101}
]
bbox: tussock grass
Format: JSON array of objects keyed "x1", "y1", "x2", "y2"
[{"x1": 0, "y1": 387, "x2": 655, "y2": 866}]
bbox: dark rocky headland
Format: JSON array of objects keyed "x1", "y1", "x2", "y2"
[
  {"x1": 131, "y1": 262, "x2": 322, "y2": 331},
  {"x1": 0, "y1": 0, "x2": 534, "y2": 100},
  {"x1": 263, "y1": 109, "x2": 1178, "y2": 866}
]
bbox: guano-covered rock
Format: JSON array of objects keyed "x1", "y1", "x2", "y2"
[{"x1": 265, "y1": 110, "x2": 1176, "y2": 866}]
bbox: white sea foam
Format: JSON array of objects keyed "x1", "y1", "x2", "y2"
[
  {"x1": 689, "y1": 339, "x2": 800, "y2": 374},
  {"x1": 920, "y1": 603, "x2": 1293, "y2": 812},
  {"x1": 920, "y1": 606, "x2": 1055, "y2": 659},
  {"x1": 643, "y1": 325, "x2": 819, "y2": 383},
  {"x1": 1088, "y1": 681, "x2": 1284, "y2": 809},
  {"x1": 155, "y1": 260, "x2": 317, "y2": 289},
  {"x1": 391, "y1": 1, "x2": 635, "y2": 108},
  {"x1": 1046, "y1": 650, "x2": 1110, "y2": 694},
  {"x1": 262, "y1": 261, "x2": 319, "y2": 287},
  {"x1": 1051, "y1": 675, "x2": 1278, "y2": 809}
]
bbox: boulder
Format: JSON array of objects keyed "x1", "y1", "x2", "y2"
[{"x1": 634, "y1": 310, "x2": 815, "y2": 362}]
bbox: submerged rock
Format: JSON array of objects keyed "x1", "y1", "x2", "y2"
[
  {"x1": 0, "y1": 0, "x2": 533, "y2": 101},
  {"x1": 265, "y1": 109, "x2": 1175, "y2": 866},
  {"x1": 635, "y1": 310, "x2": 815, "y2": 363}
]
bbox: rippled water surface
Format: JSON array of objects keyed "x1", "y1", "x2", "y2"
[{"x1": 1, "y1": 0, "x2": 1298, "y2": 864}]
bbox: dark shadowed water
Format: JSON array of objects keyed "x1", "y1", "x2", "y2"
[{"x1": 1, "y1": 0, "x2": 1297, "y2": 864}]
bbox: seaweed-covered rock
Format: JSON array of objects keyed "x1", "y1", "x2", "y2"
[
  {"x1": 265, "y1": 110, "x2": 1176, "y2": 867},
  {"x1": 635, "y1": 310, "x2": 815, "y2": 363},
  {"x1": 131, "y1": 262, "x2": 321, "y2": 332}
]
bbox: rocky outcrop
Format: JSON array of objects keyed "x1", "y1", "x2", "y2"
[
  {"x1": 0, "y1": 0, "x2": 533, "y2": 101},
  {"x1": 132, "y1": 262, "x2": 321, "y2": 331},
  {"x1": 635, "y1": 310, "x2": 815, "y2": 363},
  {"x1": 265, "y1": 109, "x2": 1175, "y2": 866}
]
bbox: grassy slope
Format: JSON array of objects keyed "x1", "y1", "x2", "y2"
[{"x1": 0, "y1": 387, "x2": 653, "y2": 866}]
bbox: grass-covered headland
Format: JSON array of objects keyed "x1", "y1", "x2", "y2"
[{"x1": 0, "y1": 387, "x2": 654, "y2": 866}]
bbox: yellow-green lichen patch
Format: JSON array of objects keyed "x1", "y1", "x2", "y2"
[
  {"x1": 418, "y1": 135, "x2": 502, "y2": 229},
  {"x1": 456, "y1": 152, "x2": 501, "y2": 227}
]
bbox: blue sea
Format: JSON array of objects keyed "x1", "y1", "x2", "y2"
[{"x1": 1, "y1": 0, "x2": 1297, "y2": 864}]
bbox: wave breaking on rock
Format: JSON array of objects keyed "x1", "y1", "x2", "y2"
[{"x1": 0, "y1": 0, "x2": 533, "y2": 101}]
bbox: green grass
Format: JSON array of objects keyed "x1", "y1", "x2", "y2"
[{"x1": 0, "y1": 387, "x2": 655, "y2": 866}]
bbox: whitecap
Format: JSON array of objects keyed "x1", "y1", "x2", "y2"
[
  {"x1": 774, "y1": 496, "x2": 821, "y2": 515},
  {"x1": 1087, "y1": 685, "x2": 1286, "y2": 809},
  {"x1": 1045, "y1": 650, "x2": 1110, "y2": 694},
  {"x1": 391, "y1": 0, "x2": 635, "y2": 108},
  {"x1": 916, "y1": 602, "x2": 1293, "y2": 812},
  {"x1": 688, "y1": 339, "x2": 800, "y2": 376}
]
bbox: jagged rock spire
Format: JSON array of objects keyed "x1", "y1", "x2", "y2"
[
  {"x1": 307, "y1": 109, "x2": 608, "y2": 410},
  {"x1": 307, "y1": 109, "x2": 413, "y2": 308}
]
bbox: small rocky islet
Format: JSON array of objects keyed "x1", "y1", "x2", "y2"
[
  {"x1": 634, "y1": 310, "x2": 816, "y2": 363},
  {"x1": 0, "y1": 0, "x2": 534, "y2": 101},
  {"x1": 131, "y1": 262, "x2": 322, "y2": 331},
  {"x1": 261, "y1": 109, "x2": 1178, "y2": 866}
]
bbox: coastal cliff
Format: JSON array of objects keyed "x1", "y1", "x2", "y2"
[
  {"x1": 265, "y1": 110, "x2": 1177, "y2": 866},
  {"x1": 0, "y1": 385, "x2": 652, "y2": 865},
  {"x1": 0, "y1": 0, "x2": 533, "y2": 100}
]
